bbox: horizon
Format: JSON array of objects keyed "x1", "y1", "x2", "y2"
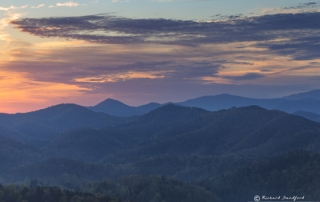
[{"x1": 1, "y1": 0, "x2": 320, "y2": 113}]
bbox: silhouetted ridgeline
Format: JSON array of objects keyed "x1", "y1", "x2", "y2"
[{"x1": 86, "y1": 89, "x2": 320, "y2": 117}]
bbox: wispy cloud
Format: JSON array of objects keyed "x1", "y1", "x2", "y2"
[
  {"x1": 221, "y1": 73, "x2": 266, "y2": 81},
  {"x1": 111, "y1": 0, "x2": 130, "y2": 3},
  {"x1": 0, "y1": 5, "x2": 28, "y2": 11},
  {"x1": 31, "y1": 4, "x2": 45, "y2": 9},
  {"x1": 151, "y1": 0, "x2": 172, "y2": 2},
  {"x1": 1, "y1": 13, "x2": 22, "y2": 30},
  {"x1": 49, "y1": 1, "x2": 81, "y2": 8},
  {"x1": 258, "y1": 1, "x2": 320, "y2": 15}
]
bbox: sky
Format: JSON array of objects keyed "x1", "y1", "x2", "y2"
[{"x1": 1, "y1": 0, "x2": 320, "y2": 113}]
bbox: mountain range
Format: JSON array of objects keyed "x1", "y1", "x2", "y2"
[
  {"x1": 86, "y1": 89, "x2": 320, "y2": 119},
  {"x1": 1, "y1": 89, "x2": 320, "y2": 201}
]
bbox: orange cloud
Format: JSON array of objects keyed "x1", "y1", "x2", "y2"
[{"x1": 75, "y1": 71, "x2": 166, "y2": 83}]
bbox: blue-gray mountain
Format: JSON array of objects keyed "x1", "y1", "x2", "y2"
[
  {"x1": 87, "y1": 98, "x2": 162, "y2": 116},
  {"x1": 86, "y1": 89, "x2": 320, "y2": 117},
  {"x1": 0, "y1": 104, "x2": 127, "y2": 148},
  {"x1": 178, "y1": 89, "x2": 320, "y2": 114},
  {"x1": 282, "y1": 89, "x2": 320, "y2": 100},
  {"x1": 293, "y1": 111, "x2": 320, "y2": 123}
]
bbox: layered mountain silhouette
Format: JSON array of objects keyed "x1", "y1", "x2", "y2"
[
  {"x1": 1, "y1": 101, "x2": 320, "y2": 199},
  {"x1": 178, "y1": 89, "x2": 320, "y2": 114},
  {"x1": 86, "y1": 89, "x2": 320, "y2": 117},
  {"x1": 178, "y1": 94, "x2": 282, "y2": 111},
  {"x1": 1, "y1": 90, "x2": 320, "y2": 200},
  {"x1": 283, "y1": 89, "x2": 320, "y2": 100}
]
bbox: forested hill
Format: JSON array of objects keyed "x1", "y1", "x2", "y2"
[
  {"x1": 2, "y1": 151, "x2": 320, "y2": 202},
  {"x1": 43, "y1": 104, "x2": 210, "y2": 161},
  {"x1": 118, "y1": 105, "x2": 320, "y2": 159},
  {"x1": 0, "y1": 134, "x2": 43, "y2": 172},
  {"x1": 0, "y1": 104, "x2": 127, "y2": 147},
  {"x1": 198, "y1": 150, "x2": 320, "y2": 202},
  {"x1": 27, "y1": 104, "x2": 125, "y2": 129},
  {"x1": 42, "y1": 105, "x2": 320, "y2": 165}
]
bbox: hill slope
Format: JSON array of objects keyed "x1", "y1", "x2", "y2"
[
  {"x1": 0, "y1": 104, "x2": 126, "y2": 148},
  {"x1": 0, "y1": 134, "x2": 43, "y2": 171},
  {"x1": 293, "y1": 111, "x2": 320, "y2": 123},
  {"x1": 44, "y1": 104, "x2": 210, "y2": 161},
  {"x1": 199, "y1": 150, "x2": 320, "y2": 202},
  {"x1": 44, "y1": 127, "x2": 122, "y2": 161},
  {"x1": 45, "y1": 105, "x2": 320, "y2": 164},
  {"x1": 128, "y1": 106, "x2": 320, "y2": 158}
]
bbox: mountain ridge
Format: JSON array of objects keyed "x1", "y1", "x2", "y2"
[
  {"x1": 283, "y1": 89, "x2": 320, "y2": 100},
  {"x1": 85, "y1": 89, "x2": 320, "y2": 117},
  {"x1": 0, "y1": 103, "x2": 127, "y2": 148}
]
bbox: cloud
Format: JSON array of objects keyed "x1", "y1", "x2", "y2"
[
  {"x1": 1, "y1": 36, "x2": 309, "y2": 90},
  {"x1": 1, "y1": 13, "x2": 22, "y2": 30},
  {"x1": 10, "y1": 12, "x2": 320, "y2": 51},
  {"x1": 222, "y1": 73, "x2": 265, "y2": 81},
  {"x1": 31, "y1": 4, "x2": 45, "y2": 9},
  {"x1": 49, "y1": 1, "x2": 81, "y2": 8},
  {"x1": 56, "y1": 1, "x2": 80, "y2": 7},
  {"x1": 255, "y1": 35, "x2": 320, "y2": 60},
  {"x1": 0, "y1": 5, "x2": 28, "y2": 11},
  {"x1": 111, "y1": 0, "x2": 130, "y2": 3},
  {"x1": 259, "y1": 1, "x2": 320, "y2": 15},
  {"x1": 151, "y1": 0, "x2": 172, "y2": 2},
  {"x1": 283, "y1": 1, "x2": 318, "y2": 10},
  {"x1": 3, "y1": 58, "x2": 222, "y2": 85}
]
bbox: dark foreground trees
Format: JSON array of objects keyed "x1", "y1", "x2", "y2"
[{"x1": 0, "y1": 184, "x2": 118, "y2": 202}]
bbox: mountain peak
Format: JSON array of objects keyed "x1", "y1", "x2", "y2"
[
  {"x1": 88, "y1": 99, "x2": 161, "y2": 117},
  {"x1": 96, "y1": 98, "x2": 128, "y2": 107},
  {"x1": 28, "y1": 103, "x2": 88, "y2": 117}
]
